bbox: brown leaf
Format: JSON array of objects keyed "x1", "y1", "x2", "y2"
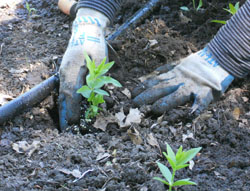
[
  {"x1": 127, "y1": 127, "x2": 143, "y2": 145},
  {"x1": 233, "y1": 107, "x2": 241, "y2": 120}
]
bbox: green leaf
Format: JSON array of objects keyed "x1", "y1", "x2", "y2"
[
  {"x1": 165, "y1": 154, "x2": 176, "y2": 170},
  {"x1": 180, "y1": 6, "x2": 189, "y2": 11},
  {"x1": 77, "y1": 85, "x2": 92, "y2": 98},
  {"x1": 97, "y1": 61, "x2": 115, "y2": 77},
  {"x1": 166, "y1": 144, "x2": 176, "y2": 163},
  {"x1": 234, "y1": 2, "x2": 240, "y2": 12},
  {"x1": 175, "y1": 164, "x2": 189, "y2": 170},
  {"x1": 173, "y1": 179, "x2": 197, "y2": 186},
  {"x1": 156, "y1": 162, "x2": 172, "y2": 185},
  {"x1": 88, "y1": 92, "x2": 95, "y2": 102},
  {"x1": 177, "y1": 147, "x2": 201, "y2": 165},
  {"x1": 210, "y1": 20, "x2": 226, "y2": 24},
  {"x1": 196, "y1": 0, "x2": 203, "y2": 11},
  {"x1": 94, "y1": 89, "x2": 109, "y2": 96},
  {"x1": 176, "y1": 146, "x2": 183, "y2": 160},
  {"x1": 84, "y1": 52, "x2": 95, "y2": 76},
  {"x1": 92, "y1": 94, "x2": 104, "y2": 106},
  {"x1": 26, "y1": 2, "x2": 30, "y2": 10},
  {"x1": 95, "y1": 57, "x2": 107, "y2": 76},
  {"x1": 99, "y1": 76, "x2": 122, "y2": 87},
  {"x1": 153, "y1": 177, "x2": 170, "y2": 186},
  {"x1": 86, "y1": 74, "x2": 96, "y2": 88},
  {"x1": 229, "y1": 3, "x2": 236, "y2": 14},
  {"x1": 92, "y1": 105, "x2": 99, "y2": 113}
]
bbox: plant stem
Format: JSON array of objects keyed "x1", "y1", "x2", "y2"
[
  {"x1": 169, "y1": 169, "x2": 176, "y2": 191},
  {"x1": 192, "y1": 0, "x2": 195, "y2": 9}
]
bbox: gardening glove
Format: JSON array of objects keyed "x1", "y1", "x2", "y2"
[
  {"x1": 132, "y1": 47, "x2": 234, "y2": 115},
  {"x1": 59, "y1": 8, "x2": 110, "y2": 131}
]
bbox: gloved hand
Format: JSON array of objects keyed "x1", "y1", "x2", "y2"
[
  {"x1": 132, "y1": 47, "x2": 234, "y2": 115},
  {"x1": 59, "y1": 8, "x2": 110, "y2": 131}
]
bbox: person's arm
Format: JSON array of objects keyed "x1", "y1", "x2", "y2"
[
  {"x1": 132, "y1": 1, "x2": 250, "y2": 115},
  {"x1": 207, "y1": 0, "x2": 250, "y2": 78},
  {"x1": 76, "y1": 0, "x2": 122, "y2": 22}
]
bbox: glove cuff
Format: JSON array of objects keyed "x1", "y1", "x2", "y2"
[
  {"x1": 177, "y1": 47, "x2": 234, "y2": 93},
  {"x1": 76, "y1": 0, "x2": 121, "y2": 23},
  {"x1": 69, "y1": 3, "x2": 77, "y2": 18}
]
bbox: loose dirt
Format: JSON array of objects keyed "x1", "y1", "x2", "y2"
[{"x1": 0, "y1": 0, "x2": 249, "y2": 190}]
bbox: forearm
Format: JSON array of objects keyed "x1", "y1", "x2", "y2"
[
  {"x1": 76, "y1": 0, "x2": 122, "y2": 22},
  {"x1": 207, "y1": 0, "x2": 250, "y2": 78}
]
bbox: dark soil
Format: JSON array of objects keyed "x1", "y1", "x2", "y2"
[{"x1": 0, "y1": 0, "x2": 249, "y2": 190}]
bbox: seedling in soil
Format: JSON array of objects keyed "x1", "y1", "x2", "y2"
[
  {"x1": 180, "y1": 0, "x2": 203, "y2": 12},
  {"x1": 77, "y1": 52, "x2": 122, "y2": 120},
  {"x1": 211, "y1": 2, "x2": 240, "y2": 24},
  {"x1": 26, "y1": 1, "x2": 36, "y2": 17},
  {"x1": 154, "y1": 143, "x2": 201, "y2": 191}
]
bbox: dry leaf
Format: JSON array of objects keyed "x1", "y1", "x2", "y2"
[
  {"x1": 149, "y1": 39, "x2": 158, "y2": 47},
  {"x1": 96, "y1": 153, "x2": 111, "y2": 162},
  {"x1": 147, "y1": 133, "x2": 159, "y2": 147},
  {"x1": 0, "y1": 93, "x2": 13, "y2": 106},
  {"x1": 242, "y1": 97, "x2": 249, "y2": 102},
  {"x1": 58, "y1": 168, "x2": 81, "y2": 178},
  {"x1": 116, "y1": 108, "x2": 143, "y2": 128},
  {"x1": 12, "y1": 140, "x2": 40, "y2": 157},
  {"x1": 93, "y1": 113, "x2": 116, "y2": 131},
  {"x1": 71, "y1": 169, "x2": 82, "y2": 178},
  {"x1": 189, "y1": 160, "x2": 195, "y2": 170},
  {"x1": 127, "y1": 126, "x2": 143, "y2": 145},
  {"x1": 233, "y1": 107, "x2": 240, "y2": 120},
  {"x1": 121, "y1": 88, "x2": 131, "y2": 99},
  {"x1": 124, "y1": 108, "x2": 142, "y2": 126},
  {"x1": 182, "y1": 131, "x2": 194, "y2": 142}
]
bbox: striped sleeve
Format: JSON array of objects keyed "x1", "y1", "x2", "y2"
[
  {"x1": 76, "y1": 0, "x2": 122, "y2": 22},
  {"x1": 207, "y1": 0, "x2": 250, "y2": 78}
]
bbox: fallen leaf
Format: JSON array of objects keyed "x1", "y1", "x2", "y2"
[
  {"x1": 189, "y1": 160, "x2": 195, "y2": 170},
  {"x1": 9, "y1": 68, "x2": 28, "y2": 74},
  {"x1": 149, "y1": 39, "x2": 158, "y2": 47},
  {"x1": 93, "y1": 113, "x2": 116, "y2": 131},
  {"x1": 242, "y1": 97, "x2": 248, "y2": 102},
  {"x1": 12, "y1": 140, "x2": 40, "y2": 157},
  {"x1": 127, "y1": 126, "x2": 143, "y2": 145},
  {"x1": 58, "y1": 168, "x2": 82, "y2": 178},
  {"x1": 115, "y1": 108, "x2": 126, "y2": 126},
  {"x1": 233, "y1": 107, "x2": 240, "y2": 120},
  {"x1": 96, "y1": 153, "x2": 111, "y2": 162},
  {"x1": 147, "y1": 133, "x2": 159, "y2": 147},
  {"x1": 71, "y1": 169, "x2": 82, "y2": 178},
  {"x1": 121, "y1": 88, "x2": 131, "y2": 99},
  {"x1": 182, "y1": 131, "x2": 194, "y2": 142},
  {"x1": 0, "y1": 93, "x2": 13, "y2": 106},
  {"x1": 124, "y1": 108, "x2": 142, "y2": 127}
]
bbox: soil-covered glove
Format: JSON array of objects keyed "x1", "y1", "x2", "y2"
[
  {"x1": 59, "y1": 8, "x2": 110, "y2": 131},
  {"x1": 132, "y1": 47, "x2": 234, "y2": 115}
]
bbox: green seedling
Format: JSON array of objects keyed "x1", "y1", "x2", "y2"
[
  {"x1": 211, "y1": 2, "x2": 240, "y2": 24},
  {"x1": 77, "y1": 53, "x2": 122, "y2": 119},
  {"x1": 180, "y1": 0, "x2": 203, "y2": 11},
  {"x1": 26, "y1": 1, "x2": 36, "y2": 17},
  {"x1": 154, "y1": 143, "x2": 202, "y2": 191}
]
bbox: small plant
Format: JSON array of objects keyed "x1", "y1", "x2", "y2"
[
  {"x1": 26, "y1": 1, "x2": 36, "y2": 17},
  {"x1": 77, "y1": 53, "x2": 122, "y2": 119},
  {"x1": 211, "y1": 2, "x2": 240, "y2": 24},
  {"x1": 180, "y1": 0, "x2": 203, "y2": 12},
  {"x1": 154, "y1": 143, "x2": 202, "y2": 191}
]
